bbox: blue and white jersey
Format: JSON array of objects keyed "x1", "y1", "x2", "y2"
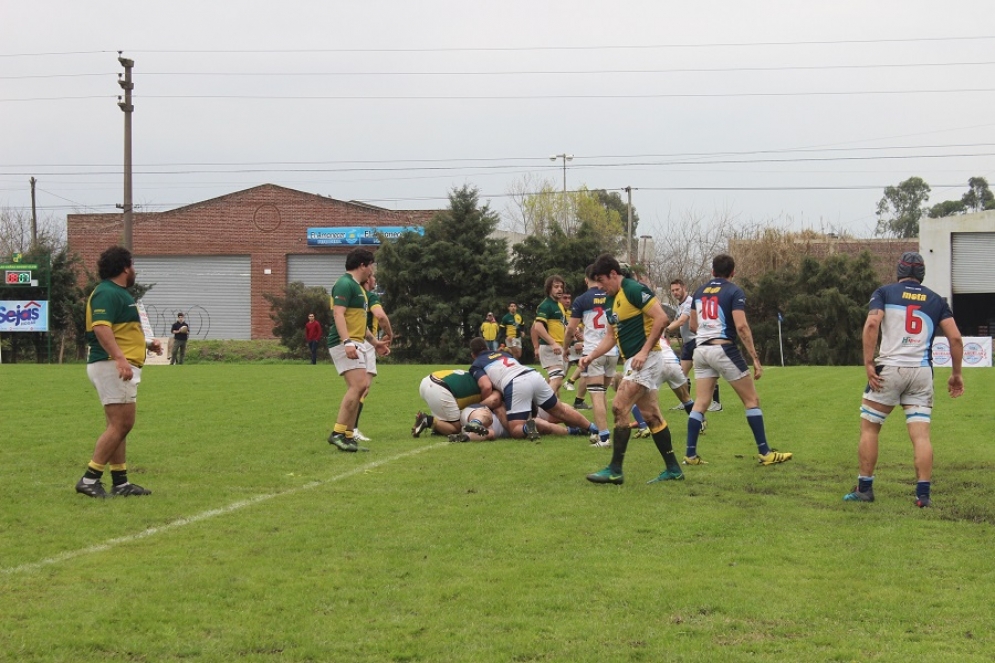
[
  {"x1": 469, "y1": 350, "x2": 533, "y2": 390},
  {"x1": 692, "y1": 278, "x2": 745, "y2": 344},
  {"x1": 571, "y1": 287, "x2": 618, "y2": 356},
  {"x1": 870, "y1": 281, "x2": 953, "y2": 367},
  {"x1": 676, "y1": 293, "x2": 695, "y2": 343}
]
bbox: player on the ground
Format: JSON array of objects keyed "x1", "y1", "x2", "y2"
[
  {"x1": 683, "y1": 254, "x2": 792, "y2": 467},
  {"x1": 843, "y1": 252, "x2": 964, "y2": 507},
  {"x1": 412, "y1": 369, "x2": 486, "y2": 438},
  {"x1": 581, "y1": 254, "x2": 684, "y2": 485}
]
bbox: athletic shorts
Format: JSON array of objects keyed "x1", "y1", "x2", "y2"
[
  {"x1": 418, "y1": 375, "x2": 460, "y2": 422},
  {"x1": 87, "y1": 361, "x2": 140, "y2": 405},
  {"x1": 538, "y1": 345, "x2": 566, "y2": 375},
  {"x1": 330, "y1": 341, "x2": 371, "y2": 376},
  {"x1": 582, "y1": 353, "x2": 618, "y2": 380},
  {"x1": 504, "y1": 370, "x2": 557, "y2": 420},
  {"x1": 680, "y1": 338, "x2": 697, "y2": 362},
  {"x1": 863, "y1": 365, "x2": 934, "y2": 408},
  {"x1": 363, "y1": 342, "x2": 377, "y2": 376},
  {"x1": 619, "y1": 350, "x2": 666, "y2": 391},
  {"x1": 693, "y1": 343, "x2": 749, "y2": 382},
  {"x1": 505, "y1": 337, "x2": 522, "y2": 349},
  {"x1": 660, "y1": 356, "x2": 687, "y2": 390}
]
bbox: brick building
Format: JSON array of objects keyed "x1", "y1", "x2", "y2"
[{"x1": 67, "y1": 184, "x2": 435, "y2": 339}]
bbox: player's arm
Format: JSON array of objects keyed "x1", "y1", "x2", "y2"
[
  {"x1": 333, "y1": 304, "x2": 359, "y2": 359},
  {"x1": 93, "y1": 324, "x2": 134, "y2": 380},
  {"x1": 939, "y1": 317, "x2": 965, "y2": 398},
  {"x1": 689, "y1": 307, "x2": 698, "y2": 334},
  {"x1": 533, "y1": 318, "x2": 559, "y2": 351},
  {"x1": 372, "y1": 306, "x2": 393, "y2": 344},
  {"x1": 862, "y1": 309, "x2": 883, "y2": 390},
  {"x1": 476, "y1": 374, "x2": 494, "y2": 401},
  {"x1": 562, "y1": 317, "x2": 581, "y2": 356},
  {"x1": 665, "y1": 309, "x2": 689, "y2": 336},
  {"x1": 732, "y1": 309, "x2": 763, "y2": 380}
]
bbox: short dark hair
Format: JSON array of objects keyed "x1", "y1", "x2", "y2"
[
  {"x1": 590, "y1": 253, "x2": 622, "y2": 279},
  {"x1": 544, "y1": 275, "x2": 565, "y2": 296},
  {"x1": 584, "y1": 264, "x2": 595, "y2": 280},
  {"x1": 345, "y1": 248, "x2": 375, "y2": 271},
  {"x1": 712, "y1": 254, "x2": 736, "y2": 278},
  {"x1": 670, "y1": 278, "x2": 685, "y2": 287},
  {"x1": 469, "y1": 337, "x2": 489, "y2": 356},
  {"x1": 97, "y1": 246, "x2": 132, "y2": 280}
]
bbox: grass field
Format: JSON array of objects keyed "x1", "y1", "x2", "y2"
[{"x1": 2, "y1": 363, "x2": 994, "y2": 662}]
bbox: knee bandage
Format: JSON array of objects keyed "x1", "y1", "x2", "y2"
[
  {"x1": 546, "y1": 368, "x2": 565, "y2": 380},
  {"x1": 587, "y1": 385, "x2": 607, "y2": 393},
  {"x1": 904, "y1": 405, "x2": 932, "y2": 425},
  {"x1": 860, "y1": 405, "x2": 888, "y2": 426}
]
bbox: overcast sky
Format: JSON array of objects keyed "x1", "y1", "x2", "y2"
[{"x1": 2, "y1": 0, "x2": 993, "y2": 241}]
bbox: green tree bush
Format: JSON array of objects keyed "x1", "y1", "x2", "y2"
[{"x1": 263, "y1": 281, "x2": 331, "y2": 360}]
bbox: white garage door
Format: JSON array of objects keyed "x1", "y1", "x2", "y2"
[
  {"x1": 133, "y1": 256, "x2": 251, "y2": 340},
  {"x1": 287, "y1": 254, "x2": 347, "y2": 293},
  {"x1": 951, "y1": 233, "x2": 995, "y2": 295}
]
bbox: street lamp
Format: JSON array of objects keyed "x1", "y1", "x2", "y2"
[{"x1": 549, "y1": 153, "x2": 573, "y2": 228}]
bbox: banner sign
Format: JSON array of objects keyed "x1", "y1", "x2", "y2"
[
  {"x1": 0, "y1": 300, "x2": 49, "y2": 332},
  {"x1": 306, "y1": 226, "x2": 424, "y2": 246},
  {"x1": 933, "y1": 336, "x2": 992, "y2": 368}
]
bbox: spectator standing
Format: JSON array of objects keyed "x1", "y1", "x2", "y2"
[
  {"x1": 170, "y1": 312, "x2": 190, "y2": 365},
  {"x1": 304, "y1": 313, "x2": 322, "y2": 364},
  {"x1": 480, "y1": 312, "x2": 500, "y2": 351}
]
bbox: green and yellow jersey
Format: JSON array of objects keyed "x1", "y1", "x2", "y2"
[
  {"x1": 500, "y1": 312, "x2": 523, "y2": 339},
  {"x1": 535, "y1": 297, "x2": 567, "y2": 346},
  {"x1": 85, "y1": 280, "x2": 147, "y2": 367},
  {"x1": 610, "y1": 277, "x2": 660, "y2": 360},
  {"x1": 327, "y1": 273, "x2": 368, "y2": 346},
  {"x1": 430, "y1": 369, "x2": 483, "y2": 409}
]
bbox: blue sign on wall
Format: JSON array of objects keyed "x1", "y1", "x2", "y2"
[{"x1": 306, "y1": 226, "x2": 424, "y2": 247}]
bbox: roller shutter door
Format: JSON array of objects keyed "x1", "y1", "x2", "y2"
[
  {"x1": 286, "y1": 254, "x2": 347, "y2": 293},
  {"x1": 951, "y1": 233, "x2": 995, "y2": 294},
  {"x1": 133, "y1": 256, "x2": 251, "y2": 340}
]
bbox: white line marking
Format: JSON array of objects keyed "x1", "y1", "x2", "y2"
[{"x1": 2, "y1": 442, "x2": 447, "y2": 576}]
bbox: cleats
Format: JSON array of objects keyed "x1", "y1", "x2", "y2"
[
  {"x1": 707, "y1": 401, "x2": 723, "y2": 412},
  {"x1": 573, "y1": 401, "x2": 592, "y2": 410},
  {"x1": 564, "y1": 382, "x2": 575, "y2": 391},
  {"x1": 463, "y1": 421, "x2": 489, "y2": 436},
  {"x1": 633, "y1": 427, "x2": 651, "y2": 439},
  {"x1": 328, "y1": 433, "x2": 358, "y2": 452},
  {"x1": 448, "y1": 432, "x2": 471, "y2": 443},
  {"x1": 75, "y1": 478, "x2": 108, "y2": 498},
  {"x1": 647, "y1": 468, "x2": 685, "y2": 483},
  {"x1": 111, "y1": 482, "x2": 152, "y2": 496},
  {"x1": 843, "y1": 487, "x2": 875, "y2": 502},
  {"x1": 353, "y1": 429, "x2": 371, "y2": 442},
  {"x1": 589, "y1": 433, "x2": 611, "y2": 448},
  {"x1": 412, "y1": 411, "x2": 431, "y2": 438},
  {"x1": 699, "y1": 418, "x2": 707, "y2": 435},
  {"x1": 758, "y1": 450, "x2": 793, "y2": 465},
  {"x1": 523, "y1": 418, "x2": 540, "y2": 442},
  {"x1": 586, "y1": 467, "x2": 624, "y2": 485},
  {"x1": 916, "y1": 495, "x2": 932, "y2": 508},
  {"x1": 682, "y1": 455, "x2": 708, "y2": 466}
]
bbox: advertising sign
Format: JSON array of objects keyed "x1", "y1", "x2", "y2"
[
  {"x1": 306, "y1": 226, "x2": 424, "y2": 246},
  {"x1": 932, "y1": 336, "x2": 992, "y2": 368},
  {"x1": 0, "y1": 300, "x2": 49, "y2": 332}
]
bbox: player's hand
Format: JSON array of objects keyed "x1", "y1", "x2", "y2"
[
  {"x1": 865, "y1": 365, "x2": 883, "y2": 392},
  {"x1": 948, "y1": 374, "x2": 964, "y2": 398},
  {"x1": 116, "y1": 356, "x2": 134, "y2": 381},
  {"x1": 753, "y1": 359, "x2": 763, "y2": 380},
  {"x1": 345, "y1": 345, "x2": 359, "y2": 360},
  {"x1": 149, "y1": 340, "x2": 163, "y2": 356},
  {"x1": 630, "y1": 351, "x2": 647, "y2": 371},
  {"x1": 553, "y1": 346, "x2": 562, "y2": 355},
  {"x1": 578, "y1": 356, "x2": 590, "y2": 371}
]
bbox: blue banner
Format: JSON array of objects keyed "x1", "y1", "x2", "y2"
[
  {"x1": 0, "y1": 300, "x2": 49, "y2": 332},
  {"x1": 306, "y1": 226, "x2": 424, "y2": 246}
]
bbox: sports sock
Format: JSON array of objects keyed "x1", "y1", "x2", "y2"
[
  {"x1": 683, "y1": 400, "x2": 694, "y2": 414},
  {"x1": 574, "y1": 398, "x2": 585, "y2": 407},
  {"x1": 631, "y1": 405, "x2": 647, "y2": 429},
  {"x1": 109, "y1": 463, "x2": 128, "y2": 486},
  {"x1": 355, "y1": 401, "x2": 364, "y2": 429},
  {"x1": 916, "y1": 481, "x2": 930, "y2": 500},
  {"x1": 82, "y1": 461, "x2": 105, "y2": 483},
  {"x1": 333, "y1": 423, "x2": 349, "y2": 436},
  {"x1": 858, "y1": 475, "x2": 874, "y2": 493},
  {"x1": 746, "y1": 408, "x2": 770, "y2": 455},
  {"x1": 713, "y1": 384, "x2": 721, "y2": 404},
  {"x1": 599, "y1": 430, "x2": 610, "y2": 444},
  {"x1": 609, "y1": 426, "x2": 631, "y2": 473},
  {"x1": 686, "y1": 411, "x2": 704, "y2": 457},
  {"x1": 650, "y1": 423, "x2": 679, "y2": 471}
]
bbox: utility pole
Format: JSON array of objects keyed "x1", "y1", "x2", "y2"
[
  {"x1": 549, "y1": 153, "x2": 573, "y2": 229},
  {"x1": 117, "y1": 53, "x2": 135, "y2": 250},
  {"x1": 29, "y1": 177, "x2": 37, "y2": 250},
  {"x1": 623, "y1": 186, "x2": 634, "y2": 265}
]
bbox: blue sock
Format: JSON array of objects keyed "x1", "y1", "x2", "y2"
[
  {"x1": 686, "y1": 411, "x2": 704, "y2": 457},
  {"x1": 916, "y1": 481, "x2": 930, "y2": 499},
  {"x1": 745, "y1": 408, "x2": 770, "y2": 455},
  {"x1": 599, "y1": 430, "x2": 610, "y2": 443},
  {"x1": 588, "y1": 422, "x2": 598, "y2": 434},
  {"x1": 683, "y1": 400, "x2": 694, "y2": 414},
  {"x1": 858, "y1": 475, "x2": 874, "y2": 493},
  {"x1": 631, "y1": 405, "x2": 647, "y2": 428}
]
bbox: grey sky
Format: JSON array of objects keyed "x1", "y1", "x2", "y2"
[{"x1": 2, "y1": 0, "x2": 993, "y2": 240}]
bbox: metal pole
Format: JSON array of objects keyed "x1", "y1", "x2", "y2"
[
  {"x1": 549, "y1": 153, "x2": 573, "y2": 230},
  {"x1": 624, "y1": 187, "x2": 633, "y2": 265},
  {"x1": 29, "y1": 177, "x2": 37, "y2": 250},
  {"x1": 117, "y1": 53, "x2": 135, "y2": 250}
]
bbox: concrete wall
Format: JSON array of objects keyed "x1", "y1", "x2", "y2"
[{"x1": 919, "y1": 210, "x2": 995, "y2": 303}]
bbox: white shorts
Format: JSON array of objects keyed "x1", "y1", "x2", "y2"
[
  {"x1": 363, "y1": 343, "x2": 377, "y2": 376},
  {"x1": 660, "y1": 357, "x2": 687, "y2": 390},
  {"x1": 418, "y1": 375, "x2": 460, "y2": 422},
  {"x1": 693, "y1": 343, "x2": 750, "y2": 382},
  {"x1": 330, "y1": 342, "x2": 371, "y2": 376},
  {"x1": 582, "y1": 354, "x2": 618, "y2": 380},
  {"x1": 506, "y1": 337, "x2": 522, "y2": 349},
  {"x1": 538, "y1": 345, "x2": 566, "y2": 374},
  {"x1": 87, "y1": 361, "x2": 140, "y2": 405},
  {"x1": 503, "y1": 370, "x2": 556, "y2": 420},
  {"x1": 620, "y1": 351, "x2": 666, "y2": 391},
  {"x1": 864, "y1": 365, "x2": 935, "y2": 408}
]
